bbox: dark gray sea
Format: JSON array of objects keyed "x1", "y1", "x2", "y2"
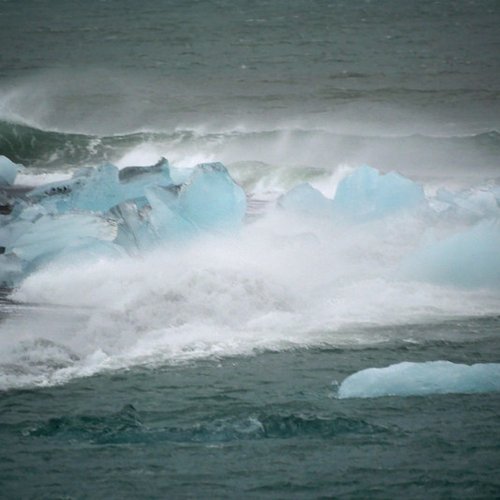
[{"x1": 0, "y1": 1, "x2": 499, "y2": 498}]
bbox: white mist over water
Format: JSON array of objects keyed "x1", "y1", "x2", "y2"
[{"x1": 2, "y1": 193, "x2": 499, "y2": 390}]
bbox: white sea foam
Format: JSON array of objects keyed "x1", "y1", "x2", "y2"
[{"x1": 2, "y1": 202, "x2": 499, "y2": 390}]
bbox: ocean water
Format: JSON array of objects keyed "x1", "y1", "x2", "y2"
[{"x1": 1, "y1": 0, "x2": 500, "y2": 498}]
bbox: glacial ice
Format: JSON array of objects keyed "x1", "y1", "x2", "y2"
[
  {"x1": 0, "y1": 156, "x2": 19, "y2": 186},
  {"x1": 174, "y1": 163, "x2": 246, "y2": 232},
  {"x1": 28, "y1": 158, "x2": 173, "y2": 213},
  {"x1": 331, "y1": 165, "x2": 426, "y2": 220},
  {"x1": 1, "y1": 160, "x2": 499, "y2": 290},
  {"x1": 0, "y1": 159, "x2": 246, "y2": 286},
  {"x1": 337, "y1": 361, "x2": 500, "y2": 398},
  {"x1": 400, "y1": 220, "x2": 500, "y2": 288},
  {"x1": 278, "y1": 165, "x2": 426, "y2": 221},
  {"x1": 278, "y1": 183, "x2": 332, "y2": 217}
]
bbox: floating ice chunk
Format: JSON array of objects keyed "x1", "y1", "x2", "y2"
[
  {"x1": 0, "y1": 156, "x2": 19, "y2": 186},
  {"x1": 146, "y1": 185, "x2": 194, "y2": 240},
  {"x1": 278, "y1": 183, "x2": 332, "y2": 217},
  {"x1": 175, "y1": 162, "x2": 246, "y2": 232},
  {"x1": 143, "y1": 163, "x2": 246, "y2": 240},
  {"x1": 28, "y1": 159, "x2": 173, "y2": 214},
  {"x1": 109, "y1": 202, "x2": 156, "y2": 251},
  {"x1": 400, "y1": 219, "x2": 500, "y2": 288},
  {"x1": 332, "y1": 165, "x2": 425, "y2": 220},
  {"x1": 337, "y1": 361, "x2": 500, "y2": 398},
  {"x1": 2, "y1": 212, "x2": 119, "y2": 282}
]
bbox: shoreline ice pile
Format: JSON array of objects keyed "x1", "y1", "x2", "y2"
[{"x1": 1, "y1": 156, "x2": 499, "y2": 289}]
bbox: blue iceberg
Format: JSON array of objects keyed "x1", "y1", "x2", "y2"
[
  {"x1": 28, "y1": 158, "x2": 173, "y2": 214},
  {"x1": 0, "y1": 159, "x2": 246, "y2": 286},
  {"x1": 278, "y1": 166, "x2": 426, "y2": 221},
  {"x1": 337, "y1": 361, "x2": 500, "y2": 398},
  {"x1": 400, "y1": 220, "x2": 500, "y2": 288},
  {"x1": 278, "y1": 183, "x2": 332, "y2": 217},
  {"x1": 331, "y1": 165, "x2": 426, "y2": 221}
]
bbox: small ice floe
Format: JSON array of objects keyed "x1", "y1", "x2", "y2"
[{"x1": 337, "y1": 360, "x2": 500, "y2": 398}]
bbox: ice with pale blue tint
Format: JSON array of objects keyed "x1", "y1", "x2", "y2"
[
  {"x1": 146, "y1": 185, "x2": 195, "y2": 240},
  {"x1": 278, "y1": 183, "x2": 331, "y2": 217},
  {"x1": 109, "y1": 202, "x2": 157, "y2": 252},
  {"x1": 0, "y1": 159, "x2": 246, "y2": 285},
  {"x1": 3, "y1": 212, "x2": 118, "y2": 266},
  {"x1": 173, "y1": 163, "x2": 246, "y2": 232},
  {"x1": 338, "y1": 361, "x2": 500, "y2": 399},
  {"x1": 0, "y1": 156, "x2": 19, "y2": 186},
  {"x1": 277, "y1": 166, "x2": 426, "y2": 221},
  {"x1": 29, "y1": 159, "x2": 173, "y2": 214},
  {"x1": 400, "y1": 220, "x2": 500, "y2": 288},
  {"x1": 143, "y1": 163, "x2": 246, "y2": 241},
  {"x1": 332, "y1": 165, "x2": 425, "y2": 220}
]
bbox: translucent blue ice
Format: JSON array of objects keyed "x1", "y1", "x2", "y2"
[
  {"x1": 177, "y1": 162, "x2": 246, "y2": 232},
  {"x1": 145, "y1": 163, "x2": 246, "y2": 240},
  {"x1": 0, "y1": 159, "x2": 246, "y2": 285},
  {"x1": 0, "y1": 156, "x2": 19, "y2": 186},
  {"x1": 3, "y1": 212, "x2": 119, "y2": 268},
  {"x1": 28, "y1": 158, "x2": 173, "y2": 214},
  {"x1": 278, "y1": 166, "x2": 426, "y2": 221},
  {"x1": 278, "y1": 183, "x2": 331, "y2": 217},
  {"x1": 337, "y1": 361, "x2": 500, "y2": 398},
  {"x1": 400, "y1": 220, "x2": 500, "y2": 288},
  {"x1": 332, "y1": 165, "x2": 425, "y2": 220}
]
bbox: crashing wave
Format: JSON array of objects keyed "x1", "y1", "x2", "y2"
[{"x1": 1, "y1": 156, "x2": 499, "y2": 289}]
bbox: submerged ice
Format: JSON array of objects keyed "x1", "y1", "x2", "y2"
[{"x1": 337, "y1": 361, "x2": 500, "y2": 398}]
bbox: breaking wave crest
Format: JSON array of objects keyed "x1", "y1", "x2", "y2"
[{"x1": 1, "y1": 119, "x2": 499, "y2": 182}]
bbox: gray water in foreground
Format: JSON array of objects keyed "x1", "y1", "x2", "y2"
[{"x1": 1, "y1": 313, "x2": 500, "y2": 498}]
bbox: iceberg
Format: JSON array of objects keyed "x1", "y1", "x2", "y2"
[
  {"x1": 277, "y1": 183, "x2": 332, "y2": 217},
  {"x1": 0, "y1": 156, "x2": 19, "y2": 186},
  {"x1": 337, "y1": 361, "x2": 500, "y2": 398},
  {"x1": 277, "y1": 166, "x2": 426, "y2": 221},
  {"x1": 28, "y1": 158, "x2": 173, "y2": 214},
  {"x1": 0, "y1": 159, "x2": 246, "y2": 286},
  {"x1": 177, "y1": 162, "x2": 247, "y2": 232},
  {"x1": 400, "y1": 220, "x2": 500, "y2": 288},
  {"x1": 331, "y1": 165, "x2": 426, "y2": 220}
]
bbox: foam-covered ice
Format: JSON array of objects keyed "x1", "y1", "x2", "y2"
[
  {"x1": 337, "y1": 361, "x2": 500, "y2": 398},
  {"x1": 278, "y1": 183, "x2": 332, "y2": 217},
  {"x1": 400, "y1": 220, "x2": 500, "y2": 288}
]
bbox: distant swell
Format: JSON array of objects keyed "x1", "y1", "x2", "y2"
[{"x1": 1, "y1": 119, "x2": 499, "y2": 174}]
